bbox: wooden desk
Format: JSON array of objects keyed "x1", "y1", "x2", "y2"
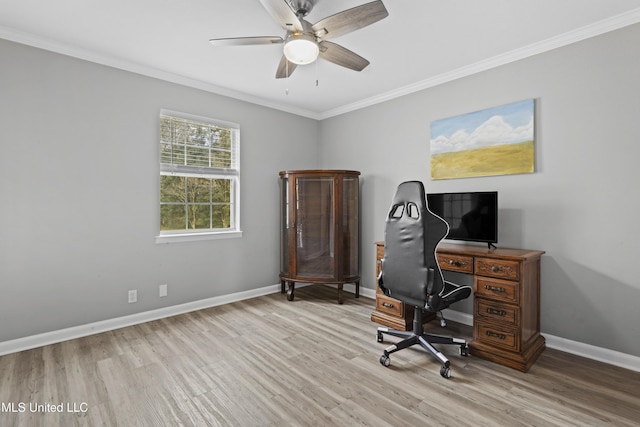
[{"x1": 371, "y1": 242, "x2": 545, "y2": 372}]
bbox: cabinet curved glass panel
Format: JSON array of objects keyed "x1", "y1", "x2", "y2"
[{"x1": 279, "y1": 170, "x2": 360, "y2": 304}]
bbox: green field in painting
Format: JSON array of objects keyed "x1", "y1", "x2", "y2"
[{"x1": 431, "y1": 140, "x2": 534, "y2": 180}]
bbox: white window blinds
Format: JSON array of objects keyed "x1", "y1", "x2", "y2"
[{"x1": 160, "y1": 110, "x2": 239, "y2": 176}]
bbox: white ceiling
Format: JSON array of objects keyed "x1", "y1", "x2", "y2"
[{"x1": 2, "y1": 0, "x2": 640, "y2": 119}]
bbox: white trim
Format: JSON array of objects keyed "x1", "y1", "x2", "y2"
[
  {"x1": 1, "y1": 285, "x2": 638, "y2": 373},
  {"x1": 160, "y1": 109, "x2": 240, "y2": 130},
  {"x1": 2, "y1": 8, "x2": 640, "y2": 120},
  {"x1": 358, "y1": 286, "x2": 376, "y2": 300},
  {"x1": 444, "y1": 308, "x2": 640, "y2": 372},
  {"x1": 155, "y1": 230, "x2": 242, "y2": 244},
  {"x1": 317, "y1": 7, "x2": 640, "y2": 119},
  {"x1": 544, "y1": 334, "x2": 640, "y2": 373},
  {"x1": 0, "y1": 25, "x2": 322, "y2": 120},
  {"x1": 0, "y1": 283, "x2": 279, "y2": 357},
  {"x1": 442, "y1": 308, "x2": 474, "y2": 327}
]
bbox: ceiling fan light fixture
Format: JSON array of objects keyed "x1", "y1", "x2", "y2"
[{"x1": 283, "y1": 33, "x2": 319, "y2": 65}]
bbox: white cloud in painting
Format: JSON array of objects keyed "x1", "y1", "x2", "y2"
[{"x1": 431, "y1": 115, "x2": 533, "y2": 154}]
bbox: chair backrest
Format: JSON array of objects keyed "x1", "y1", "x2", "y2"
[{"x1": 379, "y1": 181, "x2": 449, "y2": 307}]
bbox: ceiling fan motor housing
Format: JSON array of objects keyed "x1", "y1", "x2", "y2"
[{"x1": 288, "y1": 0, "x2": 318, "y2": 17}]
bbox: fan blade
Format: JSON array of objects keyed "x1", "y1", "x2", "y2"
[
  {"x1": 312, "y1": 0, "x2": 388, "y2": 40},
  {"x1": 209, "y1": 36, "x2": 283, "y2": 47},
  {"x1": 318, "y1": 41, "x2": 369, "y2": 71},
  {"x1": 275, "y1": 55, "x2": 298, "y2": 79},
  {"x1": 259, "y1": 0, "x2": 304, "y2": 32}
]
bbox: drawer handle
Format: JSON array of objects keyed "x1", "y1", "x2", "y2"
[
  {"x1": 485, "y1": 285, "x2": 505, "y2": 293},
  {"x1": 487, "y1": 308, "x2": 506, "y2": 316},
  {"x1": 486, "y1": 331, "x2": 506, "y2": 340},
  {"x1": 448, "y1": 259, "x2": 466, "y2": 267},
  {"x1": 382, "y1": 302, "x2": 395, "y2": 309},
  {"x1": 491, "y1": 266, "x2": 500, "y2": 273}
]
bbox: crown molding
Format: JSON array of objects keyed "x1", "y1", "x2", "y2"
[
  {"x1": 0, "y1": 24, "x2": 323, "y2": 120},
  {"x1": 2, "y1": 6, "x2": 640, "y2": 121},
  {"x1": 317, "y1": 7, "x2": 640, "y2": 120}
]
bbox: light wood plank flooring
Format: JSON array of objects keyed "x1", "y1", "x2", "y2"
[{"x1": 1, "y1": 285, "x2": 639, "y2": 426}]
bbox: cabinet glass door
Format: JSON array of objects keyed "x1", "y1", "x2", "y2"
[{"x1": 295, "y1": 177, "x2": 334, "y2": 278}]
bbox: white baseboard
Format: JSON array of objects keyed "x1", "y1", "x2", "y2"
[
  {"x1": 361, "y1": 286, "x2": 640, "y2": 372},
  {"x1": 443, "y1": 308, "x2": 640, "y2": 372},
  {"x1": 2, "y1": 284, "x2": 639, "y2": 373},
  {"x1": 0, "y1": 284, "x2": 281, "y2": 357},
  {"x1": 543, "y1": 333, "x2": 640, "y2": 373},
  {"x1": 358, "y1": 286, "x2": 377, "y2": 300}
]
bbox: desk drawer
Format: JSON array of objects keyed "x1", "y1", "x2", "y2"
[
  {"x1": 438, "y1": 253, "x2": 473, "y2": 274},
  {"x1": 475, "y1": 258, "x2": 519, "y2": 280},
  {"x1": 475, "y1": 277, "x2": 519, "y2": 304},
  {"x1": 475, "y1": 298, "x2": 518, "y2": 327},
  {"x1": 475, "y1": 321, "x2": 520, "y2": 352},
  {"x1": 376, "y1": 294, "x2": 404, "y2": 317}
]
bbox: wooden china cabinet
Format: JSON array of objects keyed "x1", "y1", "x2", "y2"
[{"x1": 279, "y1": 170, "x2": 360, "y2": 304}]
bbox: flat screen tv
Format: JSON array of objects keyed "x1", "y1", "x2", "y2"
[{"x1": 427, "y1": 191, "x2": 498, "y2": 248}]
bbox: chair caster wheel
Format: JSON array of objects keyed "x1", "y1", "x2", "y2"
[
  {"x1": 440, "y1": 366, "x2": 451, "y2": 378},
  {"x1": 459, "y1": 344, "x2": 469, "y2": 357},
  {"x1": 380, "y1": 354, "x2": 391, "y2": 367},
  {"x1": 377, "y1": 331, "x2": 384, "y2": 343}
]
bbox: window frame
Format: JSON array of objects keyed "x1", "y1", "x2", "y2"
[{"x1": 155, "y1": 109, "x2": 242, "y2": 244}]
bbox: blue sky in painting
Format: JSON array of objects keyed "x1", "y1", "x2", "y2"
[{"x1": 430, "y1": 99, "x2": 534, "y2": 154}]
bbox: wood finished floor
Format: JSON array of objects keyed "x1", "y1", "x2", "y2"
[{"x1": 1, "y1": 285, "x2": 639, "y2": 426}]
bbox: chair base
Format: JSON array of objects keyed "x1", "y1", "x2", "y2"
[{"x1": 377, "y1": 306, "x2": 468, "y2": 378}]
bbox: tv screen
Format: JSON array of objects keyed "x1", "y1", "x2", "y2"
[{"x1": 427, "y1": 191, "x2": 498, "y2": 245}]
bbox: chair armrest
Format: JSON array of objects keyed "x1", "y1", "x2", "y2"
[
  {"x1": 442, "y1": 280, "x2": 472, "y2": 302},
  {"x1": 426, "y1": 268, "x2": 435, "y2": 295},
  {"x1": 378, "y1": 271, "x2": 388, "y2": 295}
]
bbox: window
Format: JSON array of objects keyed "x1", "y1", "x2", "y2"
[{"x1": 157, "y1": 110, "x2": 241, "y2": 243}]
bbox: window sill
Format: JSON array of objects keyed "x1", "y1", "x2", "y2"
[{"x1": 155, "y1": 230, "x2": 243, "y2": 244}]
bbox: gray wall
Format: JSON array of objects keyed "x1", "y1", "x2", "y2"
[
  {"x1": 319, "y1": 23, "x2": 640, "y2": 357},
  {"x1": 2, "y1": 22, "x2": 639, "y2": 359},
  {"x1": 0, "y1": 39, "x2": 319, "y2": 342}
]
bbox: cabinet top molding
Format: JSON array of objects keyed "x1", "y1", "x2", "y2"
[{"x1": 279, "y1": 169, "x2": 360, "y2": 176}]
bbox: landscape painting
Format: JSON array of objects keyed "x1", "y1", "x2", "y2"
[{"x1": 430, "y1": 99, "x2": 535, "y2": 180}]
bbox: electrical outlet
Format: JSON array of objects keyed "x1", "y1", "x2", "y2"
[
  {"x1": 159, "y1": 284, "x2": 168, "y2": 297},
  {"x1": 128, "y1": 290, "x2": 137, "y2": 303}
]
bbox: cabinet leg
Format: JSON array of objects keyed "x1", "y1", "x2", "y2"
[
  {"x1": 286, "y1": 281, "x2": 295, "y2": 301},
  {"x1": 355, "y1": 280, "x2": 360, "y2": 298},
  {"x1": 338, "y1": 284, "x2": 344, "y2": 304},
  {"x1": 280, "y1": 279, "x2": 286, "y2": 294}
]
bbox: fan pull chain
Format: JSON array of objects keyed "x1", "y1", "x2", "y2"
[{"x1": 316, "y1": 59, "x2": 319, "y2": 87}]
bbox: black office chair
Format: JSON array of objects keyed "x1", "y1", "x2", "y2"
[{"x1": 377, "y1": 181, "x2": 472, "y2": 378}]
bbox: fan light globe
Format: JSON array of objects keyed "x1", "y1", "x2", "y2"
[{"x1": 283, "y1": 34, "x2": 319, "y2": 65}]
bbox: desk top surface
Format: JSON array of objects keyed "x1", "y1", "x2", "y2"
[{"x1": 376, "y1": 241, "x2": 544, "y2": 261}]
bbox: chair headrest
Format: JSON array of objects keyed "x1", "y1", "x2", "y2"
[{"x1": 390, "y1": 181, "x2": 427, "y2": 211}]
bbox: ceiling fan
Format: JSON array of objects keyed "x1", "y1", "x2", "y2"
[{"x1": 209, "y1": 0, "x2": 389, "y2": 79}]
